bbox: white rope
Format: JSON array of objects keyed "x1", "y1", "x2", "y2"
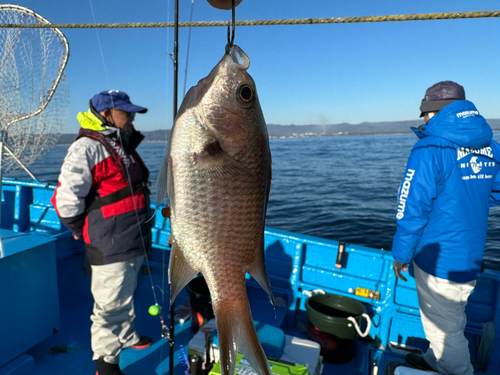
[
  {"x1": 347, "y1": 313, "x2": 371, "y2": 338},
  {"x1": 302, "y1": 289, "x2": 326, "y2": 297}
]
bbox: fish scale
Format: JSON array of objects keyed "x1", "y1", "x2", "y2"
[{"x1": 156, "y1": 44, "x2": 274, "y2": 375}]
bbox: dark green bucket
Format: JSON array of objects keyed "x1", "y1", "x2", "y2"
[{"x1": 305, "y1": 293, "x2": 368, "y2": 363}]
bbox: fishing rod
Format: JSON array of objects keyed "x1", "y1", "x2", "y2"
[
  {"x1": 170, "y1": 0, "x2": 179, "y2": 372},
  {"x1": 173, "y1": 0, "x2": 179, "y2": 120}
]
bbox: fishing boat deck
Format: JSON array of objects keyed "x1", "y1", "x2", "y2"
[
  {"x1": 1, "y1": 247, "x2": 366, "y2": 375},
  {"x1": 1, "y1": 179, "x2": 500, "y2": 375}
]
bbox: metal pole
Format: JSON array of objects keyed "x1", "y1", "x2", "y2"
[
  {"x1": 170, "y1": 2, "x2": 179, "y2": 373},
  {"x1": 173, "y1": 0, "x2": 179, "y2": 119},
  {"x1": 4, "y1": 145, "x2": 39, "y2": 182}
]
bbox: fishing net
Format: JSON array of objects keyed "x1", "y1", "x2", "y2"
[{"x1": 0, "y1": 4, "x2": 70, "y2": 173}]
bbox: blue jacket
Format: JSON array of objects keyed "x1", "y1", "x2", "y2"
[{"x1": 392, "y1": 100, "x2": 500, "y2": 282}]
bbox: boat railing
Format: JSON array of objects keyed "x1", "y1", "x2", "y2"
[{"x1": 1, "y1": 178, "x2": 499, "y2": 374}]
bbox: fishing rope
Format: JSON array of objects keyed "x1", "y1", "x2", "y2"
[{"x1": 0, "y1": 10, "x2": 499, "y2": 28}]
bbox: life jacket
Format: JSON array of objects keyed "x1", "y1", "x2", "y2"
[
  {"x1": 77, "y1": 127, "x2": 152, "y2": 265},
  {"x1": 77, "y1": 128, "x2": 150, "y2": 211}
]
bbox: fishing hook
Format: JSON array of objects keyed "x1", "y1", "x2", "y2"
[{"x1": 226, "y1": 0, "x2": 235, "y2": 52}]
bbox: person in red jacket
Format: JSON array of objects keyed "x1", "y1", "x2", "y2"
[{"x1": 51, "y1": 90, "x2": 153, "y2": 375}]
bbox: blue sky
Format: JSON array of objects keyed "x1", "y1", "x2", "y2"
[{"x1": 6, "y1": 0, "x2": 500, "y2": 133}]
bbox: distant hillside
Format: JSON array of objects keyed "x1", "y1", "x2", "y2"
[
  {"x1": 57, "y1": 129, "x2": 170, "y2": 144},
  {"x1": 57, "y1": 119, "x2": 500, "y2": 144},
  {"x1": 267, "y1": 119, "x2": 500, "y2": 138}
]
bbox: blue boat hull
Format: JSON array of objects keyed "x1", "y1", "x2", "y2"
[{"x1": 0, "y1": 178, "x2": 499, "y2": 375}]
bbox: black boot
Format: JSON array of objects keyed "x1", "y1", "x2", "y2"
[
  {"x1": 405, "y1": 353, "x2": 437, "y2": 372},
  {"x1": 95, "y1": 358, "x2": 125, "y2": 375}
]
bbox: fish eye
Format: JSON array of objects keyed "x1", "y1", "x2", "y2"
[{"x1": 238, "y1": 84, "x2": 254, "y2": 103}]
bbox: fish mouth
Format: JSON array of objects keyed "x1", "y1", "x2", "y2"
[
  {"x1": 195, "y1": 45, "x2": 250, "y2": 103},
  {"x1": 228, "y1": 45, "x2": 250, "y2": 71}
]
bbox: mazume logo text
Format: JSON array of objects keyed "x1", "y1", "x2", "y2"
[
  {"x1": 457, "y1": 146, "x2": 493, "y2": 161},
  {"x1": 458, "y1": 146, "x2": 496, "y2": 180},
  {"x1": 456, "y1": 110, "x2": 479, "y2": 119},
  {"x1": 397, "y1": 169, "x2": 415, "y2": 220}
]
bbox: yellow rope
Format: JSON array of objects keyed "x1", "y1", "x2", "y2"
[{"x1": 0, "y1": 10, "x2": 498, "y2": 28}]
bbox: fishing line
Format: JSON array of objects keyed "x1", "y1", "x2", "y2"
[
  {"x1": 88, "y1": 0, "x2": 112, "y2": 91},
  {"x1": 163, "y1": 0, "x2": 172, "y2": 317},
  {"x1": 87, "y1": 0, "x2": 164, "y2": 338},
  {"x1": 116, "y1": 130, "x2": 160, "y2": 304},
  {"x1": 182, "y1": 0, "x2": 195, "y2": 98}
]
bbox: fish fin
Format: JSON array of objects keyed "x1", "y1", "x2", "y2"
[
  {"x1": 155, "y1": 147, "x2": 176, "y2": 216},
  {"x1": 166, "y1": 157, "x2": 175, "y2": 212},
  {"x1": 155, "y1": 153, "x2": 170, "y2": 212},
  {"x1": 194, "y1": 140, "x2": 251, "y2": 179},
  {"x1": 168, "y1": 241, "x2": 198, "y2": 305},
  {"x1": 167, "y1": 233, "x2": 173, "y2": 246},
  {"x1": 264, "y1": 155, "x2": 272, "y2": 215},
  {"x1": 246, "y1": 244, "x2": 275, "y2": 309},
  {"x1": 216, "y1": 304, "x2": 271, "y2": 375}
]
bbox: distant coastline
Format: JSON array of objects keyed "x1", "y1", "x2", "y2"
[{"x1": 57, "y1": 119, "x2": 500, "y2": 144}]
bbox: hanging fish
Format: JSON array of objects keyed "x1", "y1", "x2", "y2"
[{"x1": 156, "y1": 44, "x2": 274, "y2": 375}]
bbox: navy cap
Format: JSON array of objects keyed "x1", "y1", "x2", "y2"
[
  {"x1": 419, "y1": 81, "x2": 465, "y2": 117},
  {"x1": 91, "y1": 90, "x2": 147, "y2": 113}
]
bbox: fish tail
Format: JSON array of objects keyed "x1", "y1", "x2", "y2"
[{"x1": 216, "y1": 304, "x2": 271, "y2": 375}]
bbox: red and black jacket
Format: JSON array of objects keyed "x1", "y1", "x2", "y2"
[{"x1": 52, "y1": 126, "x2": 151, "y2": 265}]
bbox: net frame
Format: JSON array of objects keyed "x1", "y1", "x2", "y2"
[{"x1": 0, "y1": 4, "x2": 70, "y2": 175}]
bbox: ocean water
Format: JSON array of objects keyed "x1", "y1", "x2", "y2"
[{"x1": 6, "y1": 132, "x2": 500, "y2": 270}]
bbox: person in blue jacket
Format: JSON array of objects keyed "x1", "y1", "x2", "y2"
[{"x1": 391, "y1": 81, "x2": 500, "y2": 375}]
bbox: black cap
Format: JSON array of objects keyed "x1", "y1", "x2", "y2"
[{"x1": 419, "y1": 81, "x2": 466, "y2": 117}]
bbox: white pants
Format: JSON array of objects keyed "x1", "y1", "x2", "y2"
[
  {"x1": 414, "y1": 263, "x2": 476, "y2": 375},
  {"x1": 90, "y1": 256, "x2": 144, "y2": 363}
]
